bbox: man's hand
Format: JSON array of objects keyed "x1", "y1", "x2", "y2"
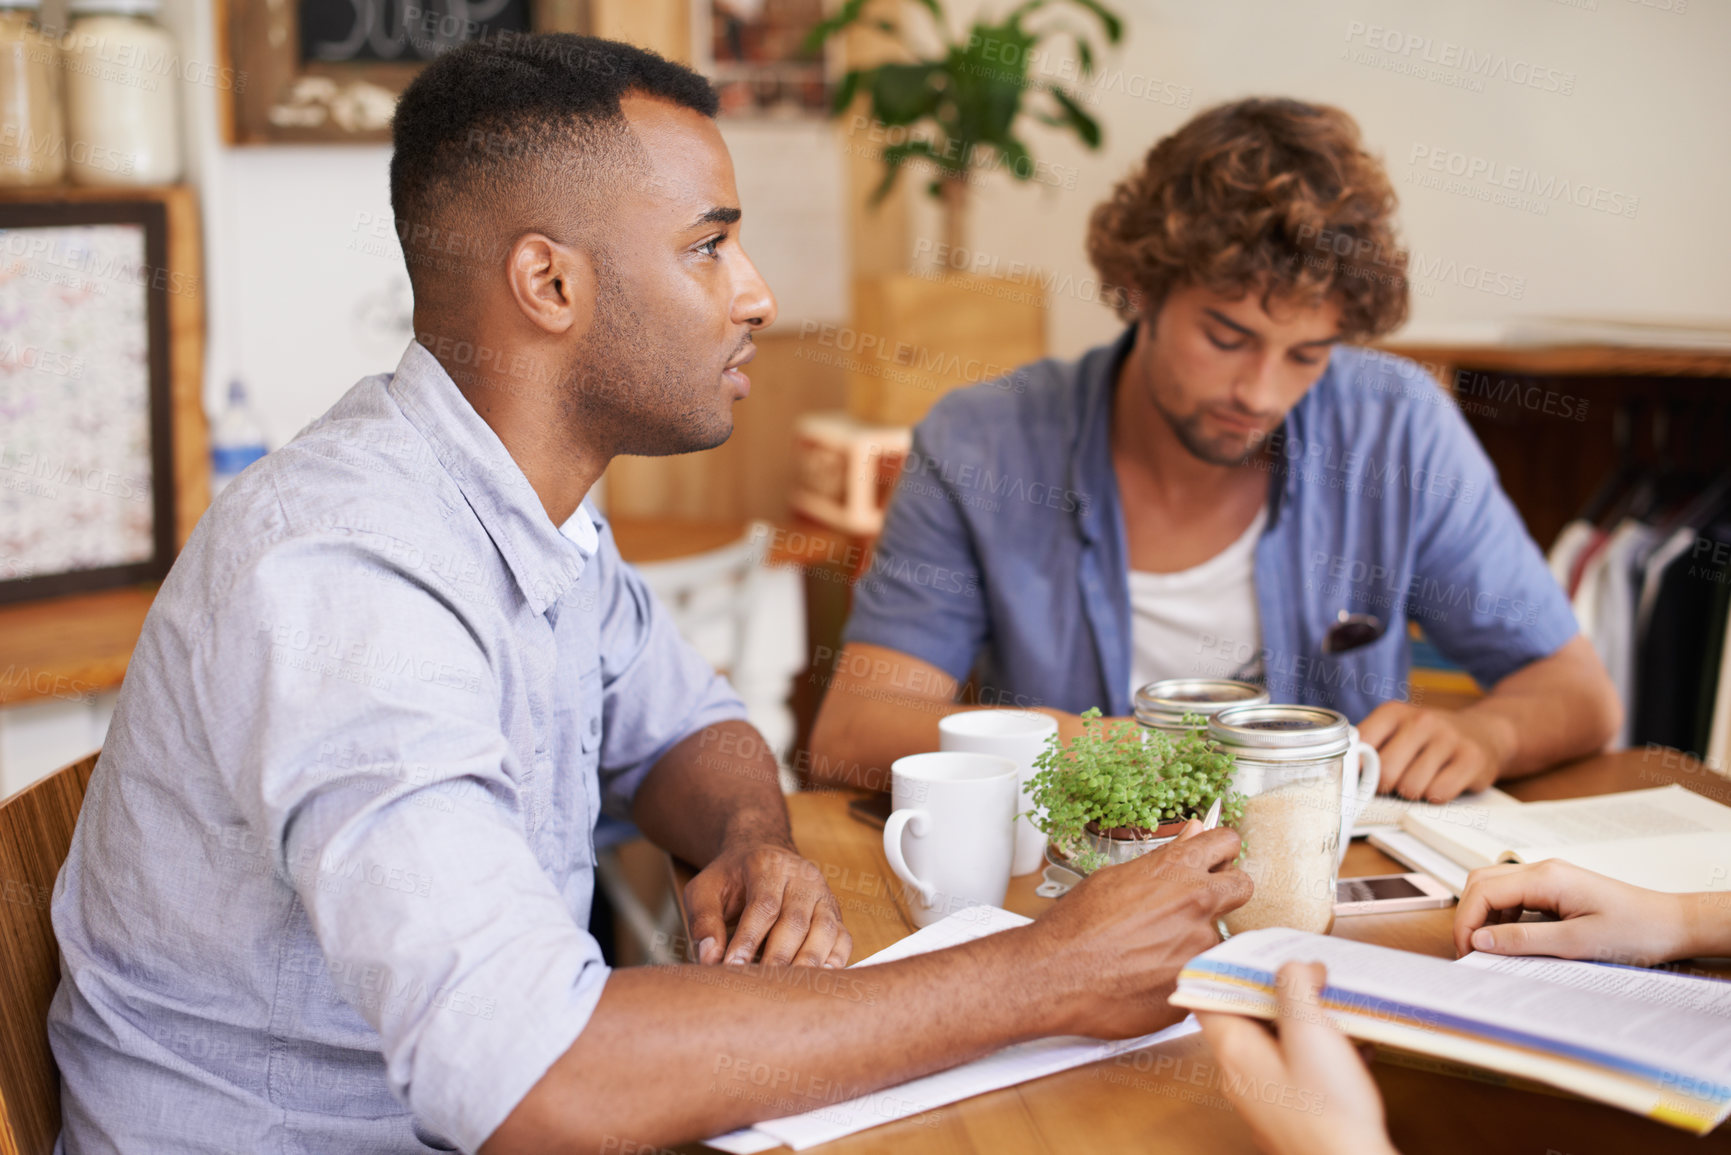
[
  {"x1": 1198, "y1": 962, "x2": 1399, "y2": 1155},
  {"x1": 1452, "y1": 859, "x2": 1696, "y2": 964},
  {"x1": 1358, "y1": 702, "x2": 1502, "y2": 802},
  {"x1": 1027, "y1": 824, "x2": 1252, "y2": 1039},
  {"x1": 684, "y1": 841, "x2": 853, "y2": 968}
]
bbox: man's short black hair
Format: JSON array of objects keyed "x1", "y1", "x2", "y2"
[{"x1": 390, "y1": 34, "x2": 718, "y2": 287}]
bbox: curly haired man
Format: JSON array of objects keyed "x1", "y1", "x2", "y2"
[{"x1": 812, "y1": 98, "x2": 1618, "y2": 803}]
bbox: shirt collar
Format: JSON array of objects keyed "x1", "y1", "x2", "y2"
[
  {"x1": 387, "y1": 340, "x2": 596, "y2": 615},
  {"x1": 1068, "y1": 325, "x2": 1137, "y2": 545}
]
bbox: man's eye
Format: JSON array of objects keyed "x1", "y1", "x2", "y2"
[
  {"x1": 697, "y1": 233, "x2": 726, "y2": 257},
  {"x1": 1205, "y1": 330, "x2": 1245, "y2": 351},
  {"x1": 1290, "y1": 351, "x2": 1320, "y2": 366}
]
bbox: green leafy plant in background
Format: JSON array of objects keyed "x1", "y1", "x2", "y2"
[
  {"x1": 807, "y1": 0, "x2": 1123, "y2": 252},
  {"x1": 1027, "y1": 708, "x2": 1243, "y2": 873}
]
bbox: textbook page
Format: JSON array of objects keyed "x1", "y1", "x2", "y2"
[
  {"x1": 1457, "y1": 953, "x2": 1731, "y2": 1017},
  {"x1": 1513, "y1": 831, "x2": 1731, "y2": 893},
  {"x1": 705, "y1": 906, "x2": 1198, "y2": 1153},
  {"x1": 1400, "y1": 784, "x2": 1731, "y2": 871},
  {"x1": 1171, "y1": 927, "x2": 1731, "y2": 1132}
]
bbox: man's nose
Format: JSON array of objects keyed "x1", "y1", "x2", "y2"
[
  {"x1": 734, "y1": 249, "x2": 778, "y2": 331},
  {"x1": 1234, "y1": 351, "x2": 1284, "y2": 414}
]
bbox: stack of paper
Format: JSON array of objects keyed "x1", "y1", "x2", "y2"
[
  {"x1": 705, "y1": 906, "x2": 1197, "y2": 1153},
  {"x1": 1172, "y1": 928, "x2": 1731, "y2": 1133}
]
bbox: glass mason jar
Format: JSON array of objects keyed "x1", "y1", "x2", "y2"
[
  {"x1": 1133, "y1": 678, "x2": 1269, "y2": 735},
  {"x1": 1209, "y1": 704, "x2": 1378, "y2": 935},
  {"x1": 62, "y1": 0, "x2": 182, "y2": 185},
  {"x1": 0, "y1": 0, "x2": 64, "y2": 185}
]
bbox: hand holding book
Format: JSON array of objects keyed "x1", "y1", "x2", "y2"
[{"x1": 1196, "y1": 960, "x2": 1400, "y2": 1155}]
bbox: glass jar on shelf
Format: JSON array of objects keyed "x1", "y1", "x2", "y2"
[
  {"x1": 62, "y1": 0, "x2": 181, "y2": 185},
  {"x1": 0, "y1": 0, "x2": 65, "y2": 185}
]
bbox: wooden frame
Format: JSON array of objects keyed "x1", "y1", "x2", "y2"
[
  {"x1": 0, "y1": 198, "x2": 177, "y2": 605},
  {"x1": 0, "y1": 185, "x2": 207, "y2": 602},
  {"x1": 221, "y1": 0, "x2": 590, "y2": 144}
]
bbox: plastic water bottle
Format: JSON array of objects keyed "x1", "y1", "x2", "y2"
[{"x1": 210, "y1": 379, "x2": 269, "y2": 496}]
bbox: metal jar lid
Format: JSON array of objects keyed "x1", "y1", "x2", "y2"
[
  {"x1": 1208, "y1": 703, "x2": 1351, "y2": 761},
  {"x1": 1134, "y1": 678, "x2": 1270, "y2": 729}
]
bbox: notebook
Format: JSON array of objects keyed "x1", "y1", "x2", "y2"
[
  {"x1": 1398, "y1": 783, "x2": 1731, "y2": 892},
  {"x1": 1171, "y1": 928, "x2": 1731, "y2": 1134}
]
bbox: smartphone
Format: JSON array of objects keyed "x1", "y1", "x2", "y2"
[
  {"x1": 1334, "y1": 873, "x2": 1455, "y2": 916},
  {"x1": 846, "y1": 794, "x2": 891, "y2": 829}
]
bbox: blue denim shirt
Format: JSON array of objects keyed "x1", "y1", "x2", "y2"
[
  {"x1": 48, "y1": 341, "x2": 745, "y2": 1153},
  {"x1": 844, "y1": 327, "x2": 1577, "y2": 721}
]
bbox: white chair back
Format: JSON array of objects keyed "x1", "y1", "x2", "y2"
[{"x1": 633, "y1": 520, "x2": 770, "y2": 680}]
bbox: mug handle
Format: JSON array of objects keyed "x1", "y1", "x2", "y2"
[
  {"x1": 883, "y1": 809, "x2": 936, "y2": 906},
  {"x1": 1337, "y1": 741, "x2": 1382, "y2": 861}
]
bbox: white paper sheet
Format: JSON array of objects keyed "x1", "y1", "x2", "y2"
[{"x1": 705, "y1": 906, "x2": 1199, "y2": 1152}]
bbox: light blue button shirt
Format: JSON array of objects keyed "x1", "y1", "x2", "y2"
[
  {"x1": 48, "y1": 341, "x2": 745, "y2": 1153},
  {"x1": 844, "y1": 328, "x2": 1578, "y2": 721}
]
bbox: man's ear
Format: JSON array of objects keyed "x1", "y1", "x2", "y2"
[{"x1": 506, "y1": 233, "x2": 597, "y2": 339}]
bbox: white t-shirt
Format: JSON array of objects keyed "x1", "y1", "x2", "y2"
[{"x1": 1127, "y1": 506, "x2": 1267, "y2": 695}]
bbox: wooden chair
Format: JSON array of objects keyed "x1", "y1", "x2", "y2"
[{"x1": 0, "y1": 751, "x2": 96, "y2": 1155}]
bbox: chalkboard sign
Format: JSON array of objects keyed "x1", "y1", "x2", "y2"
[{"x1": 300, "y1": 0, "x2": 531, "y2": 64}]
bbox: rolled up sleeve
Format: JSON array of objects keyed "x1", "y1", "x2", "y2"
[
  {"x1": 194, "y1": 535, "x2": 606, "y2": 1151},
  {"x1": 1407, "y1": 402, "x2": 1579, "y2": 687}
]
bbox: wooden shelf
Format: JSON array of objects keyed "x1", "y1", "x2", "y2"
[
  {"x1": 1378, "y1": 341, "x2": 1731, "y2": 379},
  {"x1": 0, "y1": 587, "x2": 157, "y2": 706}
]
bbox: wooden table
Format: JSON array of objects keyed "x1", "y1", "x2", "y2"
[{"x1": 695, "y1": 747, "x2": 1731, "y2": 1155}]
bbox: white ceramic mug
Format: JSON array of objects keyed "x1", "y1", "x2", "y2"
[
  {"x1": 883, "y1": 752, "x2": 1019, "y2": 927},
  {"x1": 938, "y1": 709, "x2": 1059, "y2": 876},
  {"x1": 1338, "y1": 726, "x2": 1381, "y2": 865}
]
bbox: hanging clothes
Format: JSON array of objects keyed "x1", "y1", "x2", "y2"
[{"x1": 1633, "y1": 522, "x2": 1731, "y2": 753}]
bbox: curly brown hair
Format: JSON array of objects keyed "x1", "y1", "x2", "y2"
[{"x1": 1087, "y1": 97, "x2": 1408, "y2": 341}]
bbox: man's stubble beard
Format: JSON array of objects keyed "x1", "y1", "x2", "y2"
[
  {"x1": 1151, "y1": 390, "x2": 1266, "y2": 468},
  {"x1": 559, "y1": 281, "x2": 734, "y2": 458}
]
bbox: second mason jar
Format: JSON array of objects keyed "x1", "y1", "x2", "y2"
[{"x1": 1208, "y1": 704, "x2": 1379, "y2": 935}]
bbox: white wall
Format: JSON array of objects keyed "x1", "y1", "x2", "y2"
[{"x1": 926, "y1": 0, "x2": 1729, "y2": 354}]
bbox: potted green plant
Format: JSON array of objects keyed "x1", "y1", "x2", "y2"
[
  {"x1": 1027, "y1": 708, "x2": 1244, "y2": 874},
  {"x1": 808, "y1": 0, "x2": 1124, "y2": 253}
]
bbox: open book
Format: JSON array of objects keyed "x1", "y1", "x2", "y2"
[
  {"x1": 1399, "y1": 784, "x2": 1731, "y2": 892},
  {"x1": 1171, "y1": 928, "x2": 1731, "y2": 1134}
]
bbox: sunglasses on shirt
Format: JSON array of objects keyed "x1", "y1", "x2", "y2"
[{"x1": 1323, "y1": 609, "x2": 1387, "y2": 655}]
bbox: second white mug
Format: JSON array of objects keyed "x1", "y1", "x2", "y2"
[{"x1": 937, "y1": 709, "x2": 1059, "y2": 876}]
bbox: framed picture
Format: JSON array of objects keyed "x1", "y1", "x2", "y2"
[
  {"x1": 0, "y1": 201, "x2": 175, "y2": 604},
  {"x1": 693, "y1": 0, "x2": 835, "y2": 118},
  {"x1": 222, "y1": 0, "x2": 589, "y2": 144}
]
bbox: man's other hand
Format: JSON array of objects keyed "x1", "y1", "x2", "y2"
[
  {"x1": 1359, "y1": 701, "x2": 1499, "y2": 803},
  {"x1": 684, "y1": 841, "x2": 853, "y2": 968}
]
